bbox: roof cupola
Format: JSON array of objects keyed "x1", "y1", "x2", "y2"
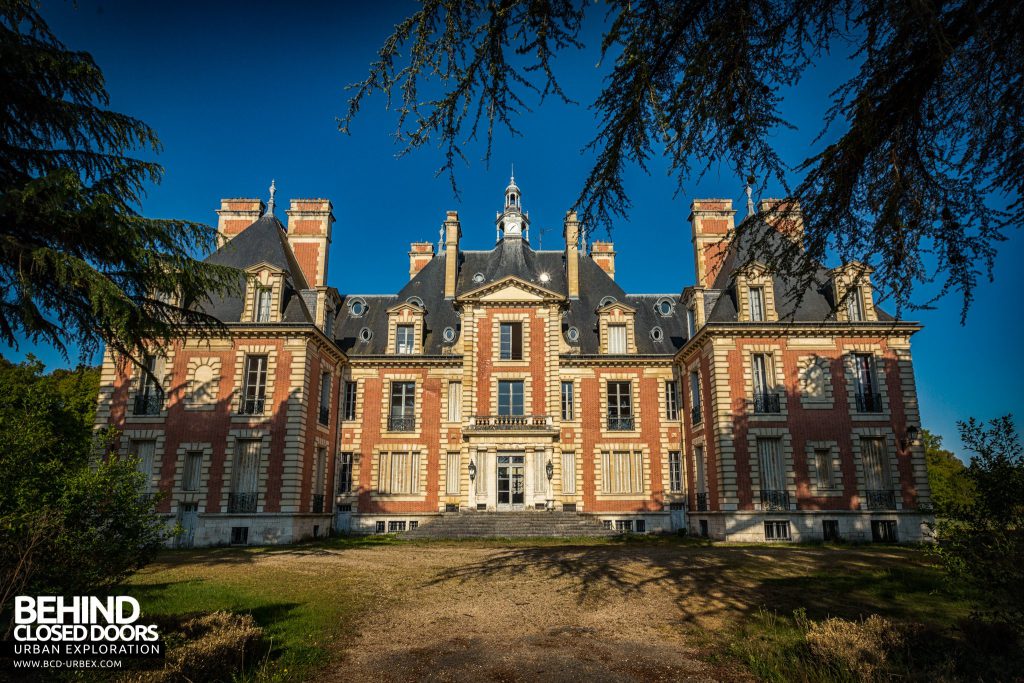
[{"x1": 496, "y1": 168, "x2": 529, "y2": 242}]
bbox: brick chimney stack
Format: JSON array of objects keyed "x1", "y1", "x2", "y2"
[
  {"x1": 443, "y1": 211, "x2": 461, "y2": 299},
  {"x1": 409, "y1": 242, "x2": 435, "y2": 279},
  {"x1": 591, "y1": 241, "x2": 616, "y2": 280},
  {"x1": 758, "y1": 198, "x2": 804, "y2": 244},
  {"x1": 690, "y1": 198, "x2": 735, "y2": 288},
  {"x1": 286, "y1": 199, "x2": 334, "y2": 288},
  {"x1": 563, "y1": 210, "x2": 581, "y2": 298},
  {"x1": 216, "y1": 198, "x2": 264, "y2": 247}
]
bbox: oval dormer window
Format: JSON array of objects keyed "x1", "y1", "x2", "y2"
[
  {"x1": 442, "y1": 326, "x2": 457, "y2": 343},
  {"x1": 656, "y1": 298, "x2": 674, "y2": 317},
  {"x1": 349, "y1": 298, "x2": 367, "y2": 317},
  {"x1": 407, "y1": 296, "x2": 424, "y2": 309},
  {"x1": 599, "y1": 296, "x2": 617, "y2": 308},
  {"x1": 472, "y1": 272, "x2": 485, "y2": 284},
  {"x1": 566, "y1": 326, "x2": 580, "y2": 343},
  {"x1": 358, "y1": 327, "x2": 372, "y2": 343},
  {"x1": 650, "y1": 326, "x2": 664, "y2": 342}
]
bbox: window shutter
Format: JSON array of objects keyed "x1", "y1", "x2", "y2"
[{"x1": 511, "y1": 322, "x2": 523, "y2": 359}]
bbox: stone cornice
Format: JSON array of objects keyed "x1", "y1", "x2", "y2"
[
  {"x1": 345, "y1": 354, "x2": 464, "y2": 368},
  {"x1": 188, "y1": 323, "x2": 348, "y2": 363},
  {"x1": 675, "y1": 321, "x2": 921, "y2": 362},
  {"x1": 559, "y1": 354, "x2": 674, "y2": 368}
]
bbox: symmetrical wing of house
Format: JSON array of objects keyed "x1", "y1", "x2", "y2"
[{"x1": 95, "y1": 178, "x2": 933, "y2": 546}]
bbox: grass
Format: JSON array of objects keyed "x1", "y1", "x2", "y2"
[{"x1": 121, "y1": 536, "x2": 976, "y2": 682}]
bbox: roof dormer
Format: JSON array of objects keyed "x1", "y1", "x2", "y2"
[
  {"x1": 386, "y1": 301, "x2": 426, "y2": 355},
  {"x1": 244, "y1": 262, "x2": 286, "y2": 323},
  {"x1": 597, "y1": 300, "x2": 637, "y2": 354},
  {"x1": 831, "y1": 261, "x2": 877, "y2": 322},
  {"x1": 735, "y1": 261, "x2": 777, "y2": 323}
]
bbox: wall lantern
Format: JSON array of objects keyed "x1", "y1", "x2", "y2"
[
  {"x1": 901, "y1": 425, "x2": 920, "y2": 450},
  {"x1": 468, "y1": 460, "x2": 477, "y2": 482},
  {"x1": 546, "y1": 459, "x2": 554, "y2": 481}
]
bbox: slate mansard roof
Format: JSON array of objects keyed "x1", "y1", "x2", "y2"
[
  {"x1": 334, "y1": 234, "x2": 691, "y2": 356},
  {"x1": 198, "y1": 197, "x2": 901, "y2": 358}
]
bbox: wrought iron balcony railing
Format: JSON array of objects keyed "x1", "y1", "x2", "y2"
[
  {"x1": 227, "y1": 492, "x2": 258, "y2": 514},
  {"x1": 239, "y1": 397, "x2": 265, "y2": 415},
  {"x1": 133, "y1": 393, "x2": 164, "y2": 416},
  {"x1": 855, "y1": 392, "x2": 883, "y2": 413},
  {"x1": 863, "y1": 489, "x2": 898, "y2": 510},
  {"x1": 311, "y1": 494, "x2": 324, "y2": 513},
  {"x1": 695, "y1": 492, "x2": 709, "y2": 512},
  {"x1": 468, "y1": 415, "x2": 554, "y2": 430},
  {"x1": 760, "y1": 489, "x2": 790, "y2": 511},
  {"x1": 753, "y1": 392, "x2": 781, "y2": 414},
  {"x1": 691, "y1": 405, "x2": 703, "y2": 425},
  {"x1": 318, "y1": 405, "x2": 330, "y2": 425},
  {"x1": 387, "y1": 415, "x2": 416, "y2": 432},
  {"x1": 607, "y1": 416, "x2": 635, "y2": 431}
]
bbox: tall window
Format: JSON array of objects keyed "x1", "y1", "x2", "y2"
[
  {"x1": 749, "y1": 286, "x2": 766, "y2": 322},
  {"x1": 752, "y1": 353, "x2": 779, "y2": 413},
  {"x1": 814, "y1": 448, "x2": 835, "y2": 490},
  {"x1": 342, "y1": 381, "x2": 357, "y2": 421},
  {"x1": 608, "y1": 324, "x2": 627, "y2": 354},
  {"x1": 446, "y1": 452, "x2": 460, "y2": 495},
  {"x1": 312, "y1": 446, "x2": 326, "y2": 510},
  {"x1": 324, "y1": 307, "x2": 334, "y2": 334},
  {"x1": 665, "y1": 381, "x2": 680, "y2": 420},
  {"x1": 318, "y1": 371, "x2": 331, "y2": 425},
  {"x1": 607, "y1": 381, "x2": 633, "y2": 430},
  {"x1": 668, "y1": 451, "x2": 683, "y2": 492},
  {"x1": 182, "y1": 450, "x2": 203, "y2": 492},
  {"x1": 255, "y1": 286, "x2": 272, "y2": 322},
  {"x1": 497, "y1": 380, "x2": 524, "y2": 416},
  {"x1": 130, "y1": 440, "x2": 156, "y2": 492},
  {"x1": 601, "y1": 450, "x2": 644, "y2": 494},
  {"x1": 378, "y1": 451, "x2": 419, "y2": 494},
  {"x1": 860, "y1": 437, "x2": 891, "y2": 491},
  {"x1": 847, "y1": 289, "x2": 864, "y2": 321},
  {"x1": 686, "y1": 307, "x2": 696, "y2": 337},
  {"x1": 561, "y1": 381, "x2": 574, "y2": 421},
  {"x1": 757, "y1": 437, "x2": 787, "y2": 510},
  {"x1": 499, "y1": 322, "x2": 523, "y2": 360},
  {"x1": 853, "y1": 354, "x2": 880, "y2": 412},
  {"x1": 229, "y1": 439, "x2": 260, "y2": 513},
  {"x1": 336, "y1": 452, "x2": 353, "y2": 494},
  {"x1": 240, "y1": 355, "x2": 268, "y2": 415},
  {"x1": 134, "y1": 354, "x2": 164, "y2": 415},
  {"x1": 562, "y1": 451, "x2": 576, "y2": 494},
  {"x1": 447, "y1": 381, "x2": 462, "y2": 422},
  {"x1": 694, "y1": 445, "x2": 707, "y2": 494},
  {"x1": 396, "y1": 325, "x2": 415, "y2": 354},
  {"x1": 689, "y1": 371, "x2": 702, "y2": 424},
  {"x1": 388, "y1": 381, "x2": 416, "y2": 431}
]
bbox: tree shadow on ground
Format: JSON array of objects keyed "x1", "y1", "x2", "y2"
[{"x1": 421, "y1": 543, "x2": 950, "y2": 627}]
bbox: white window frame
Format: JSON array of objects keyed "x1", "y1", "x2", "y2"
[
  {"x1": 749, "y1": 286, "x2": 766, "y2": 322},
  {"x1": 182, "y1": 450, "x2": 203, "y2": 492},
  {"x1": 395, "y1": 325, "x2": 415, "y2": 354},
  {"x1": 561, "y1": 381, "x2": 574, "y2": 421},
  {"x1": 668, "y1": 451, "x2": 683, "y2": 493},
  {"x1": 608, "y1": 324, "x2": 627, "y2": 354}
]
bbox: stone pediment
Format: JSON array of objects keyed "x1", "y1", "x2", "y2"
[
  {"x1": 457, "y1": 276, "x2": 564, "y2": 304},
  {"x1": 595, "y1": 300, "x2": 636, "y2": 315}
]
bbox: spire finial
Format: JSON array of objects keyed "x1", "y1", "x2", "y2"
[
  {"x1": 511, "y1": 162, "x2": 514, "y2": 184},
  {"x1": 745, "y1": 181, "x2": 754, "y2": 218},
  {"x1": 267, "y1": 179, "x2": 277, "y2": 217}
]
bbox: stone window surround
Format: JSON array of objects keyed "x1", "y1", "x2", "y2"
[
  {"x1": 221, "y1": 428, "x2": 270, "y2": 513},
  {"x1": 386, "y1": 304, "x2": 425, "y2": 356},
  {"x1": 442, "y1": 378, "x2": 463, "y2": 424},
  {"x1": 120, "y1": 429, "x2": 166, "y2": 494},
  {"x1": 597, "y1": 304, "x2": 638, "y2": 355},
  {"x1": 805, "y1": 440, "x2": 843, "y2": 497},
  {"x1": 600, "y1": 372, "x2": 642, "y2": 436},
  {"x1": 171, "y1": 442, "x2": 214, "y2": 513},
  {"x1": 183, "y1": 357, "x2": 222, "y2": 411},
  {"x1": 851, "y1": 427, "x2": 903, "y2": 510},
  {"x1": 797, "y1": 354, "x2": 835, "y2": 409},
  {"x1": 230, "y1": 345, "x2": 279, "y2": 420},
  {"x1": 690, "y1": 433, "x2": 707, "y2": 495},
  {"x1": 741, "y1": 344, "x2": 788, "y2": 421},
  {"x1": 314, "y1": 355, "x2": 340, "y2": 433},
  {"x1": 831, "y1": 263, "x2": 878, "y2": 322},
  {"x1": 340, "y1": 373, "x2": 360, "y2": 423},
  {"x1": 594, "y1": 443, "x2": 650, "y2": 499},
  {"x1": 489, "y1": 371, "x2": 534, "y2": 417},
  {"x1": 558, "y1": 376, "x2": 582, "y2": 425},
  {"x1": 491, "y1": 311, "x2": 532, "y2": 364},
  {"x1": 379, "y1": 374, "x2": 424, "y2": 438},
  {"x1": 842, "y1": 344, "x2": 891, "y2": 420},
  {"x1": 242, "y1": 266, "x2": 285, "y2": 324},
  {"x1": 735, "y1": 264, "x2": 778, "y2": 323},
  {"x1": 369, "y1": 443, "x2": 428, "y2": 501},
  {"x1": 125, "y1": 347, "x2": 175, "y2": 422},
  {"x1": 747, "y1": 427, "x2": 797, "y2": 511}
]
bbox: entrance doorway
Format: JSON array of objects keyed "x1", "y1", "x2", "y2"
[
  {"x1": 177, "y1": 503, "x2": 198, "y2": 548},
  {"x1": 496, "y1": 454, "x2": 525, "y2": 510}
]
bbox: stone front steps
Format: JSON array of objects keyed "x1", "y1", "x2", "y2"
[{"x1": 403, "y1": 511, "x2": 619, "y2": 539}]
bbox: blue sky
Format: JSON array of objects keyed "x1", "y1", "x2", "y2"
[{"x1": 6, "y1": 1, "x2": 1022, "y2": 458}]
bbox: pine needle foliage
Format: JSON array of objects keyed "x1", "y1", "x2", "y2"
[
  {"x1": 0, "y1": 0, "x2": 239, "y2": 368},
  {"x1": 340, "y1": 0, "x2": 1024, "y2": 321}
]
